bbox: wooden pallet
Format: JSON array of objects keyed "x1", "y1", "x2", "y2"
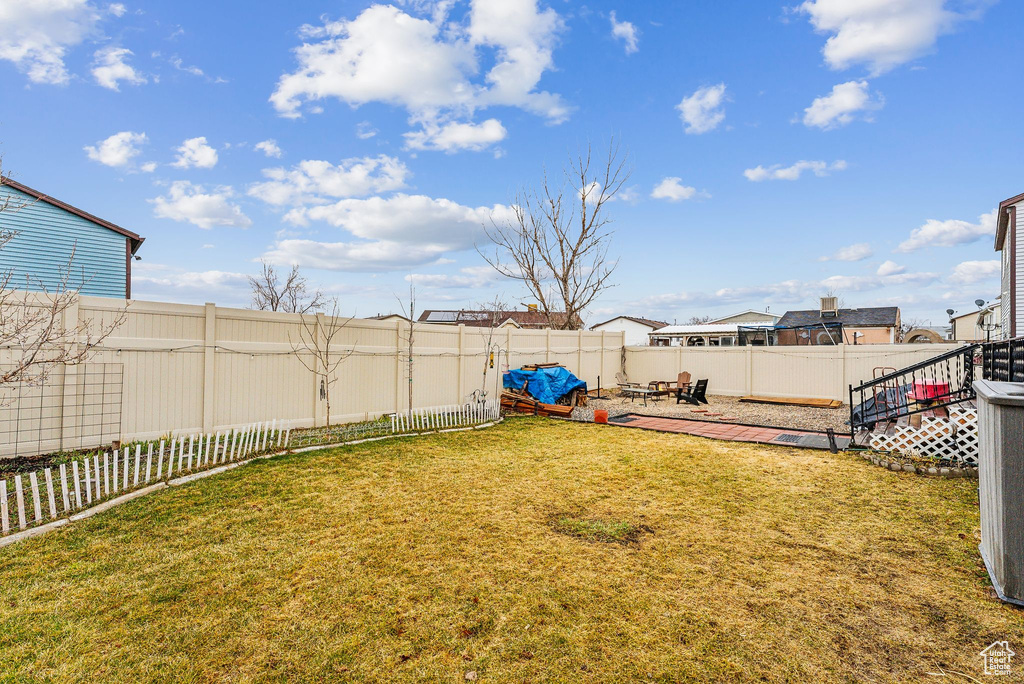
[{"x1": 739, "y1": 396, "x2": 842, "y2": 409}]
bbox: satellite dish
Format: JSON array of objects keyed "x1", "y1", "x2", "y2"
[
  {"x1": 975, "y1": 299, "x2": 986, "y2": 308},
  {"x1": 946, "y1": 309, "x2": 955, "y2": 316}
]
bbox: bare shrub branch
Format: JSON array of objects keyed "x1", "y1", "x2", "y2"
[
  {"x1": 288, "y1": 298, "x2": 354, "y2": 427},
  {"x1": 1, "y1": 162, "x2": 128, "y2": 399}
]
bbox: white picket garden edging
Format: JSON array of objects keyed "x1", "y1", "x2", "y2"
[{"x1": 1, "y1": 400, "x2": 503, "y2": 547}]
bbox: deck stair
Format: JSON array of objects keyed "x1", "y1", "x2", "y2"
[{"x1": 849, "y1": 344, "x2": 980, "y2": 443}]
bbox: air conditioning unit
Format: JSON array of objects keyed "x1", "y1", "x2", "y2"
[{"x1": 820, "y1": 296, "x2": 838, "y2": 318}]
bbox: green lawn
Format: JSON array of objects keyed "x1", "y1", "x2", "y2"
[{"x1": 0, "y1": 418, "x2": 1019, "y2": 682}]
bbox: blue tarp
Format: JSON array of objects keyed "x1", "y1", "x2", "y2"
[{"x1": 503, "y1": 366, "x2": 587, "y2": 405}]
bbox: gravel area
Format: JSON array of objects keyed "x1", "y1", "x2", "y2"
[{"x1": 576, "y1": 392, "x2": 850, "y2": 433}]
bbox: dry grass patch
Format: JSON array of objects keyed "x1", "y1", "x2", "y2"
[{"x1": 0, "y1": 418, "x2": 1021, "y2": 682}]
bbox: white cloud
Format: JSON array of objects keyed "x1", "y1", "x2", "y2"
[
  {"x1": 895, "y1": 209, "x2": 997, "y2": 252},
  {"x1": 650, "y1": 177, "x2": 706, "y2": 202},
  {"x1": 609, "y1": 11, "x2": 638, "y2": 54},
  {"x1": 637, "y1": 269, "x2": 940, "y2": 312},
  {"x1": 676, "y1": 84, "x2": 727, "y2": 134},
  {"x1": 744, "y1": 159, "x2": 847, "y2": 182},
  {"x1": 798, "y1": 0, "x2": 986, "y2": 75},
  {"x1": 802, "y1": 80, "x2": 883, "y2": 129},
  {"x1": 269, "y1": 1, "x2": 569, "y2": 135},
  {"x1": 877, "y1": 260, "x2": 906, "y2": 276},
  {"x1": 264, "y1": 193, "x2": 513, "y2": 271},
  {"x1": 0, "y1": 0, "x2": 102, "y2": 85},
  {"x1": 254, "y1": 139, "x2": 283, "y2": 158},
  {"x1": 150, "y1": 181, "x2": 252, "y2": 229},
  {"x1": 948, "y1": 259, "x2": 1000, "y2": 285},
  {"x1": 91, "y1": 46, "x2": 146, "y2": 90},
  {"x1": 407, "y1": 265, "x2": 501, "y2": 289},
  {"x1": 356, "y1": 121, "x2": 378, "y2": 139},
  {"x1": 819, "y1": 242, "x2": 873, "y2": 262},
  {"x1": 83, "y1": 130, "x2": 146, "y2": 167},
  {"x1": 248, "y1": 155, "x2": 409, "y2": 206},
  {"x1": 134, "y1": 267, "x2": 250, "y2": 300},
  {"x1": 169, "y1": 56, "x2": 203, "y2": 77},
  {"x1": 108, "y1": 4, "x2": 126, "y2": 17},
  {"x1": 139, "y1": 161, "x2": 157, "y2": 173},
  {"x1": 171, "y1": 136, "x2": 219, "y2": 169},
  {"x1": 404, "y1": 118, "x2": 507, "y2": 152}
]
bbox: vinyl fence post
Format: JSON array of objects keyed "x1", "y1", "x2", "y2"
[{"x1": 202, "y1": 302, "x2": 217, "y2": 433}]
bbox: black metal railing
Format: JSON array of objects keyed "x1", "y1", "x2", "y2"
[
  {"x1": 981, "y1": 337, "x2": 1024, "y2": 383},
  {"x1": 849, "y1": 344, "x2": 980, "y2": 434}
]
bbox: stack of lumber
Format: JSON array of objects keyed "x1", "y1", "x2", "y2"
[
  {"x1": 501, "y1": 390, "x2": 574, "y2": 417},
  {"x1": 519, "y1": 362, "x2": 563, "y2": 371}
]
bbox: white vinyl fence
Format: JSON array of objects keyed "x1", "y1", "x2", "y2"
[
  {"x1": 624, "y1": 344, "x2": 963, "y2": 402},
  {"x1": 0, "y1": 294, "x2": 623, "y2": 457}
]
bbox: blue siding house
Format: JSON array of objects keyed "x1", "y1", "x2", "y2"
[{"x1": 0, "y1": 179, "x2": 143, "y2": 299}]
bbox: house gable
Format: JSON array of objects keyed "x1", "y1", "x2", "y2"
[{"x1": 0, "y1": 180, "x2": 143, "y2": 299}]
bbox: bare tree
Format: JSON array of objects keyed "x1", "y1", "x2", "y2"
[
  {"x1": 481, "y1": 140, "x2": 629, "y2": 330},
  {"x1": 394, "y1": 283, "x2": 417, "y2": 424},
  {"x1": 686, "y1": 315, "x2": 711, "y2": 325},
  {"x1": 471, "y1": 295, "x2": 509, "y2": 399},
  {"x1": 1, "y1": 164, "x2": 127, "y2": 397},
  {"x1": 289, "y1": 298, "x2": 354, "y2": 427},
  {"x1": 249, "y1": 260, "x2": 326, "y2": 314}
]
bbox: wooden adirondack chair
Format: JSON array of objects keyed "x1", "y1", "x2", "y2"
[
  {"x1": 676, "y1": 371, "x2": 691, "y2": 392},
  {"x1": 615, "y1": 371, "x2": 640, "y2": 390},
  {"x1": 676, "y1": 378, "x2": 709, "y2": 405}
]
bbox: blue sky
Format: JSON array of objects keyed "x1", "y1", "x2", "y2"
[{"x1": 1, "y1": 0, "x2": 1020, "y2": 326}]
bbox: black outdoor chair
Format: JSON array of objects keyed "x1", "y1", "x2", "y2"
[{"x1": 676, "y1": 378, "x2": 709, "y2": 405}]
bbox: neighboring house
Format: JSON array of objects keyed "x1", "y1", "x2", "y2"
[
  {"x1": 950, "y1": 299, "x2": 1001, "y2": 342},
  {"x1": 647, "y1": 309, "x2": 783, "y2": 347},
  {"x1": 367, "y1": 313, "x2": 411, "y2": 323},
  {"x1": 418, "y1": 307, "x2": 583, "y2": 329},
  {"x1": 776, "y1": 299, "x2": 901, "y2": 345},
  {"x1": 589, "y1": 315, "x2": 668, "y2": 346},
  {"x1": 995, "y1": 191, "x2": 1023, "y2": 339},
  {"x1": 709, "y1": 309, "x2": 781, "y2": 326},
  {"x1": 650, "y1": 323, "x2": 751, "y2": 347},
  {"x1": 0, "y1": 178, "x2": 143, "y2": 299}
]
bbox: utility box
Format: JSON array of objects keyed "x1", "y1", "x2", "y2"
[{"x1": 976, "y1": 379, "x2": 1024, "y2": 606}]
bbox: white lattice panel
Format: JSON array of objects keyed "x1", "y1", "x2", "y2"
[{"x1": 870, "y1": 407, "x2": 978, "y2": 465}]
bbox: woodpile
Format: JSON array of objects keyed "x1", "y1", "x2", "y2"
[
  {"x1": 500, "y1": 390, "x2": 574, "y2": 417},
  {"x1": 500, "y1": 363, "x2": 587, "y2": 418}
]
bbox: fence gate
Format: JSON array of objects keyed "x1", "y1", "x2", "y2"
[{"x1": 0, "y1": 363, "x2": 123, "y2": 459}]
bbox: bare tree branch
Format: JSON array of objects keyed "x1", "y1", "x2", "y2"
[
  {"x1": 288, "y1": 298, "x2": 354, "y2": 427},
  {"x1": 249, "y1": 260, "x2": 326, "y2": 314},
  {"x1": 479, "y1": 139, "x2": 629, "y2": 329},
  {"x1": 1, "y1": 160, "x2": 128, "y2": 400}
]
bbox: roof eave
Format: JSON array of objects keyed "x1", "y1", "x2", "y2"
[
  {"x1": 995, "y1": 192, "x2": 1024, "y2": 251},
  {"x1": 3, "y1": 177, "x2": 145, "y2": 252}
]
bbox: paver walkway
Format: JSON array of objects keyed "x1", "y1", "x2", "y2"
[{"x1": 606, "y1": 414, "x2": 850, "y2": 450}]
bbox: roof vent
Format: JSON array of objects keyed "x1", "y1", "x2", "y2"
[{"x1": 820, "y1": 296, "x2": 838, "y2": 318}]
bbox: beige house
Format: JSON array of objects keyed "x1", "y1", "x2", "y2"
[
  {"x1": 776, "y1": 299, "x2": 901, "y2": 345},
  {"x1": 709, "y1": 309, "x2": 781, "y2": 325},
  {"x1": 995, "y1": 192, "x2": 1023, "y2": 339},
  {"x1": 950, "y1": 299, "x2": 1001, "y2": 342}
]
